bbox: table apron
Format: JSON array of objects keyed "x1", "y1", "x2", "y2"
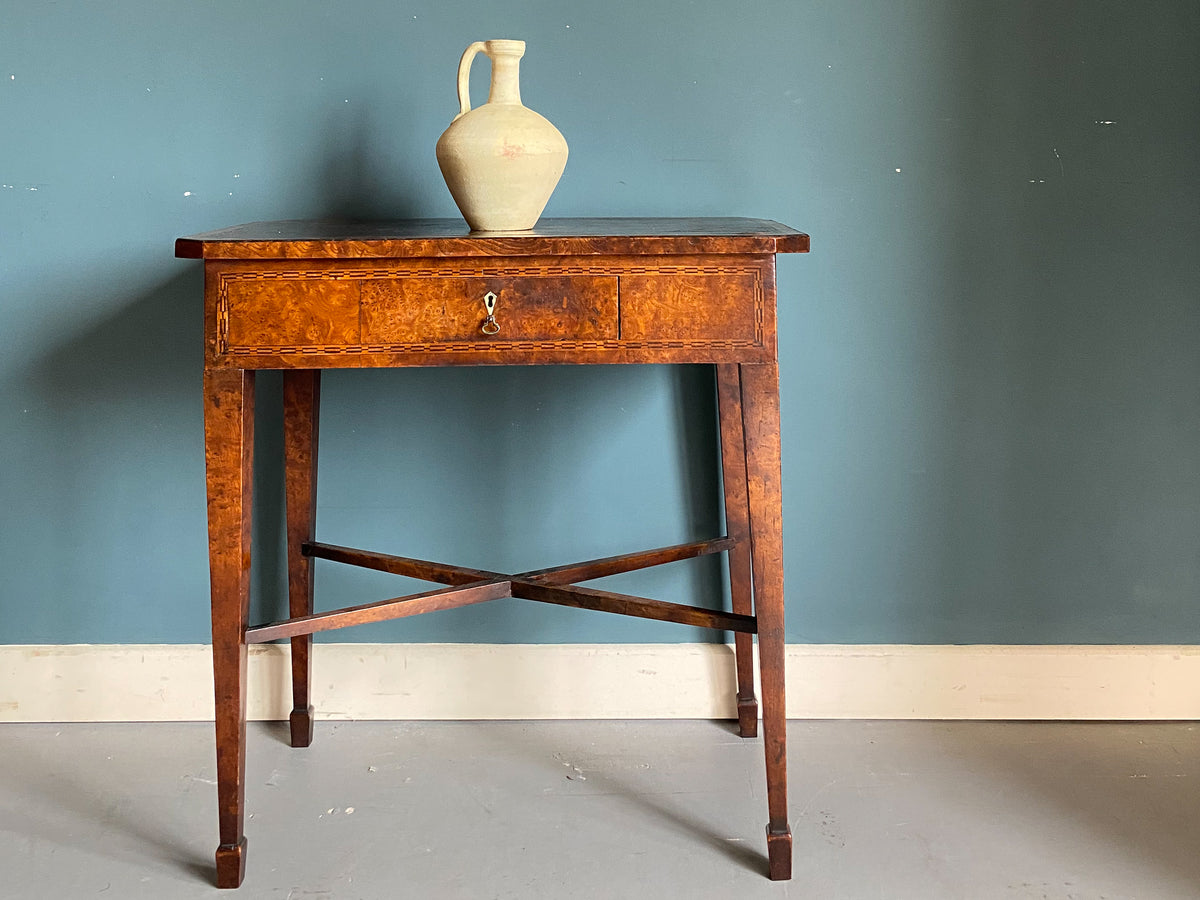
[{"x1": 203, "y1": 255, "x2": 779, "y2": 368}]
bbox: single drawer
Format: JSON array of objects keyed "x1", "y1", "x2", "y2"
[
  {"x1": 361, "y1": 275, "x2": 619, "y2": 343},
  {"x1": 213, "y1": 261, "x2": 769, "y2": 362}
]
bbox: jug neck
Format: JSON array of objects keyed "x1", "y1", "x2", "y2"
[{"x1": 487, "y1": 52, "x2": 523, "y2": 105}]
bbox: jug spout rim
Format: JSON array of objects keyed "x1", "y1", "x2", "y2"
[{"x1": 484, "y1": 39, "x2": 526, "y2": 56}]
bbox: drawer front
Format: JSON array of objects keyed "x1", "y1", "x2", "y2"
[
  {"x1": 210, "y1": 258, "x2": 773, "y2": 366},
  {"x1": 361, "y1": 275, "x2": 618, "y2": 343}
]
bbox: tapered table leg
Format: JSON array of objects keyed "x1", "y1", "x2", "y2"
[
  {"x1": 739, "y1": 362, "x2": 791, "y2": 881},
  {"x1": 283, "y1": 370, "x2": 320, "y2": 748},
  {"x1": 716, "y1": 364, "x2": 759, "y2": 738},
  {"x1": 204, "y1": 368, "x2": 255, "y2": 889}
]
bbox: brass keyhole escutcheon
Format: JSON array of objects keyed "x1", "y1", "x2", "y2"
[{"x1": 481, "y1": 291, "x2": 500, "y2": 335}]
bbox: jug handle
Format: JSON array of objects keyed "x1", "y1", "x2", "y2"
[{"x1": 455, "y1": 41, "x2": 489, "y2": 121}]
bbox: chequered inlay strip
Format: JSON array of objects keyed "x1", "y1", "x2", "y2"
[{"x1": 215, "y1": 266, "x2": 766, "y2": 354}]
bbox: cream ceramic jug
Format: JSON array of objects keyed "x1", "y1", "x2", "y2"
[{"x1": 435, "y1": 40, "x2": 568, "y2": 232}]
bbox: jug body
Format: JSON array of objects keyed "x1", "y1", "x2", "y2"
[{"x1": 436, "y1": 40, "x2": 568, "y2": 232}]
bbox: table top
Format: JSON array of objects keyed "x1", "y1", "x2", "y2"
[{"x1": 175, "y1": 217, "x2": 809, "y2": 260}]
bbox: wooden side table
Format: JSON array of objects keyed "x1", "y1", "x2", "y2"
[{"x1": 176, "y1": 218, "x2": 810, "y2": 888}]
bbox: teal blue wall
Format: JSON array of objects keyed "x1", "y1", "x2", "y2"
[{"x1": 2, "y1": 2, "x2": 1197, "y2": 643}]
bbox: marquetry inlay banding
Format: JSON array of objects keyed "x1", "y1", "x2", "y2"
[{"x1": 214, "y1": 263, "x2": 768, "y2": 357}]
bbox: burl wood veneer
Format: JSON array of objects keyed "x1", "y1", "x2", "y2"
[{"x1": 178, "y1": 217, "x2": 809, "y2": 888}]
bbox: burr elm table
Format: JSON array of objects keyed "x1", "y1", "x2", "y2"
[{"x1": 175, "y1": 218, "x2": 810, "y2": 888}]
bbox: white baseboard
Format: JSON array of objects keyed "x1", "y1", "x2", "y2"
[{"x1": 1, "y1": 643, "x2": 1198, "y2": 723}]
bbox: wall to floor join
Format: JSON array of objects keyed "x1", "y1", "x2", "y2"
[
  {"x1": 2, "y1": 2, "x2": 1198, "y2": 648},
  {"x1": 3, "y1": 644, "x2": 1200, "y2": 722}
]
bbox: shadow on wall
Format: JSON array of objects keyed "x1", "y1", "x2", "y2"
[
  {"x1": 900, "y1": 2, "x2": 1200, "y2": 642},
  {"x1": 303, "y1": 363, "x2": 728, "y2": 644},
  {"x1": 15, "y1": 267, "x2": 212, "y2": 640},
  {"x1": 311, "y1": 103, "x2": 432, "y2": 222}
]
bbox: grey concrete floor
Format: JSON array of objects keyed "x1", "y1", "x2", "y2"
[{"x1": 0, "y1": 720, "x2": 1197, "y2": 899}]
